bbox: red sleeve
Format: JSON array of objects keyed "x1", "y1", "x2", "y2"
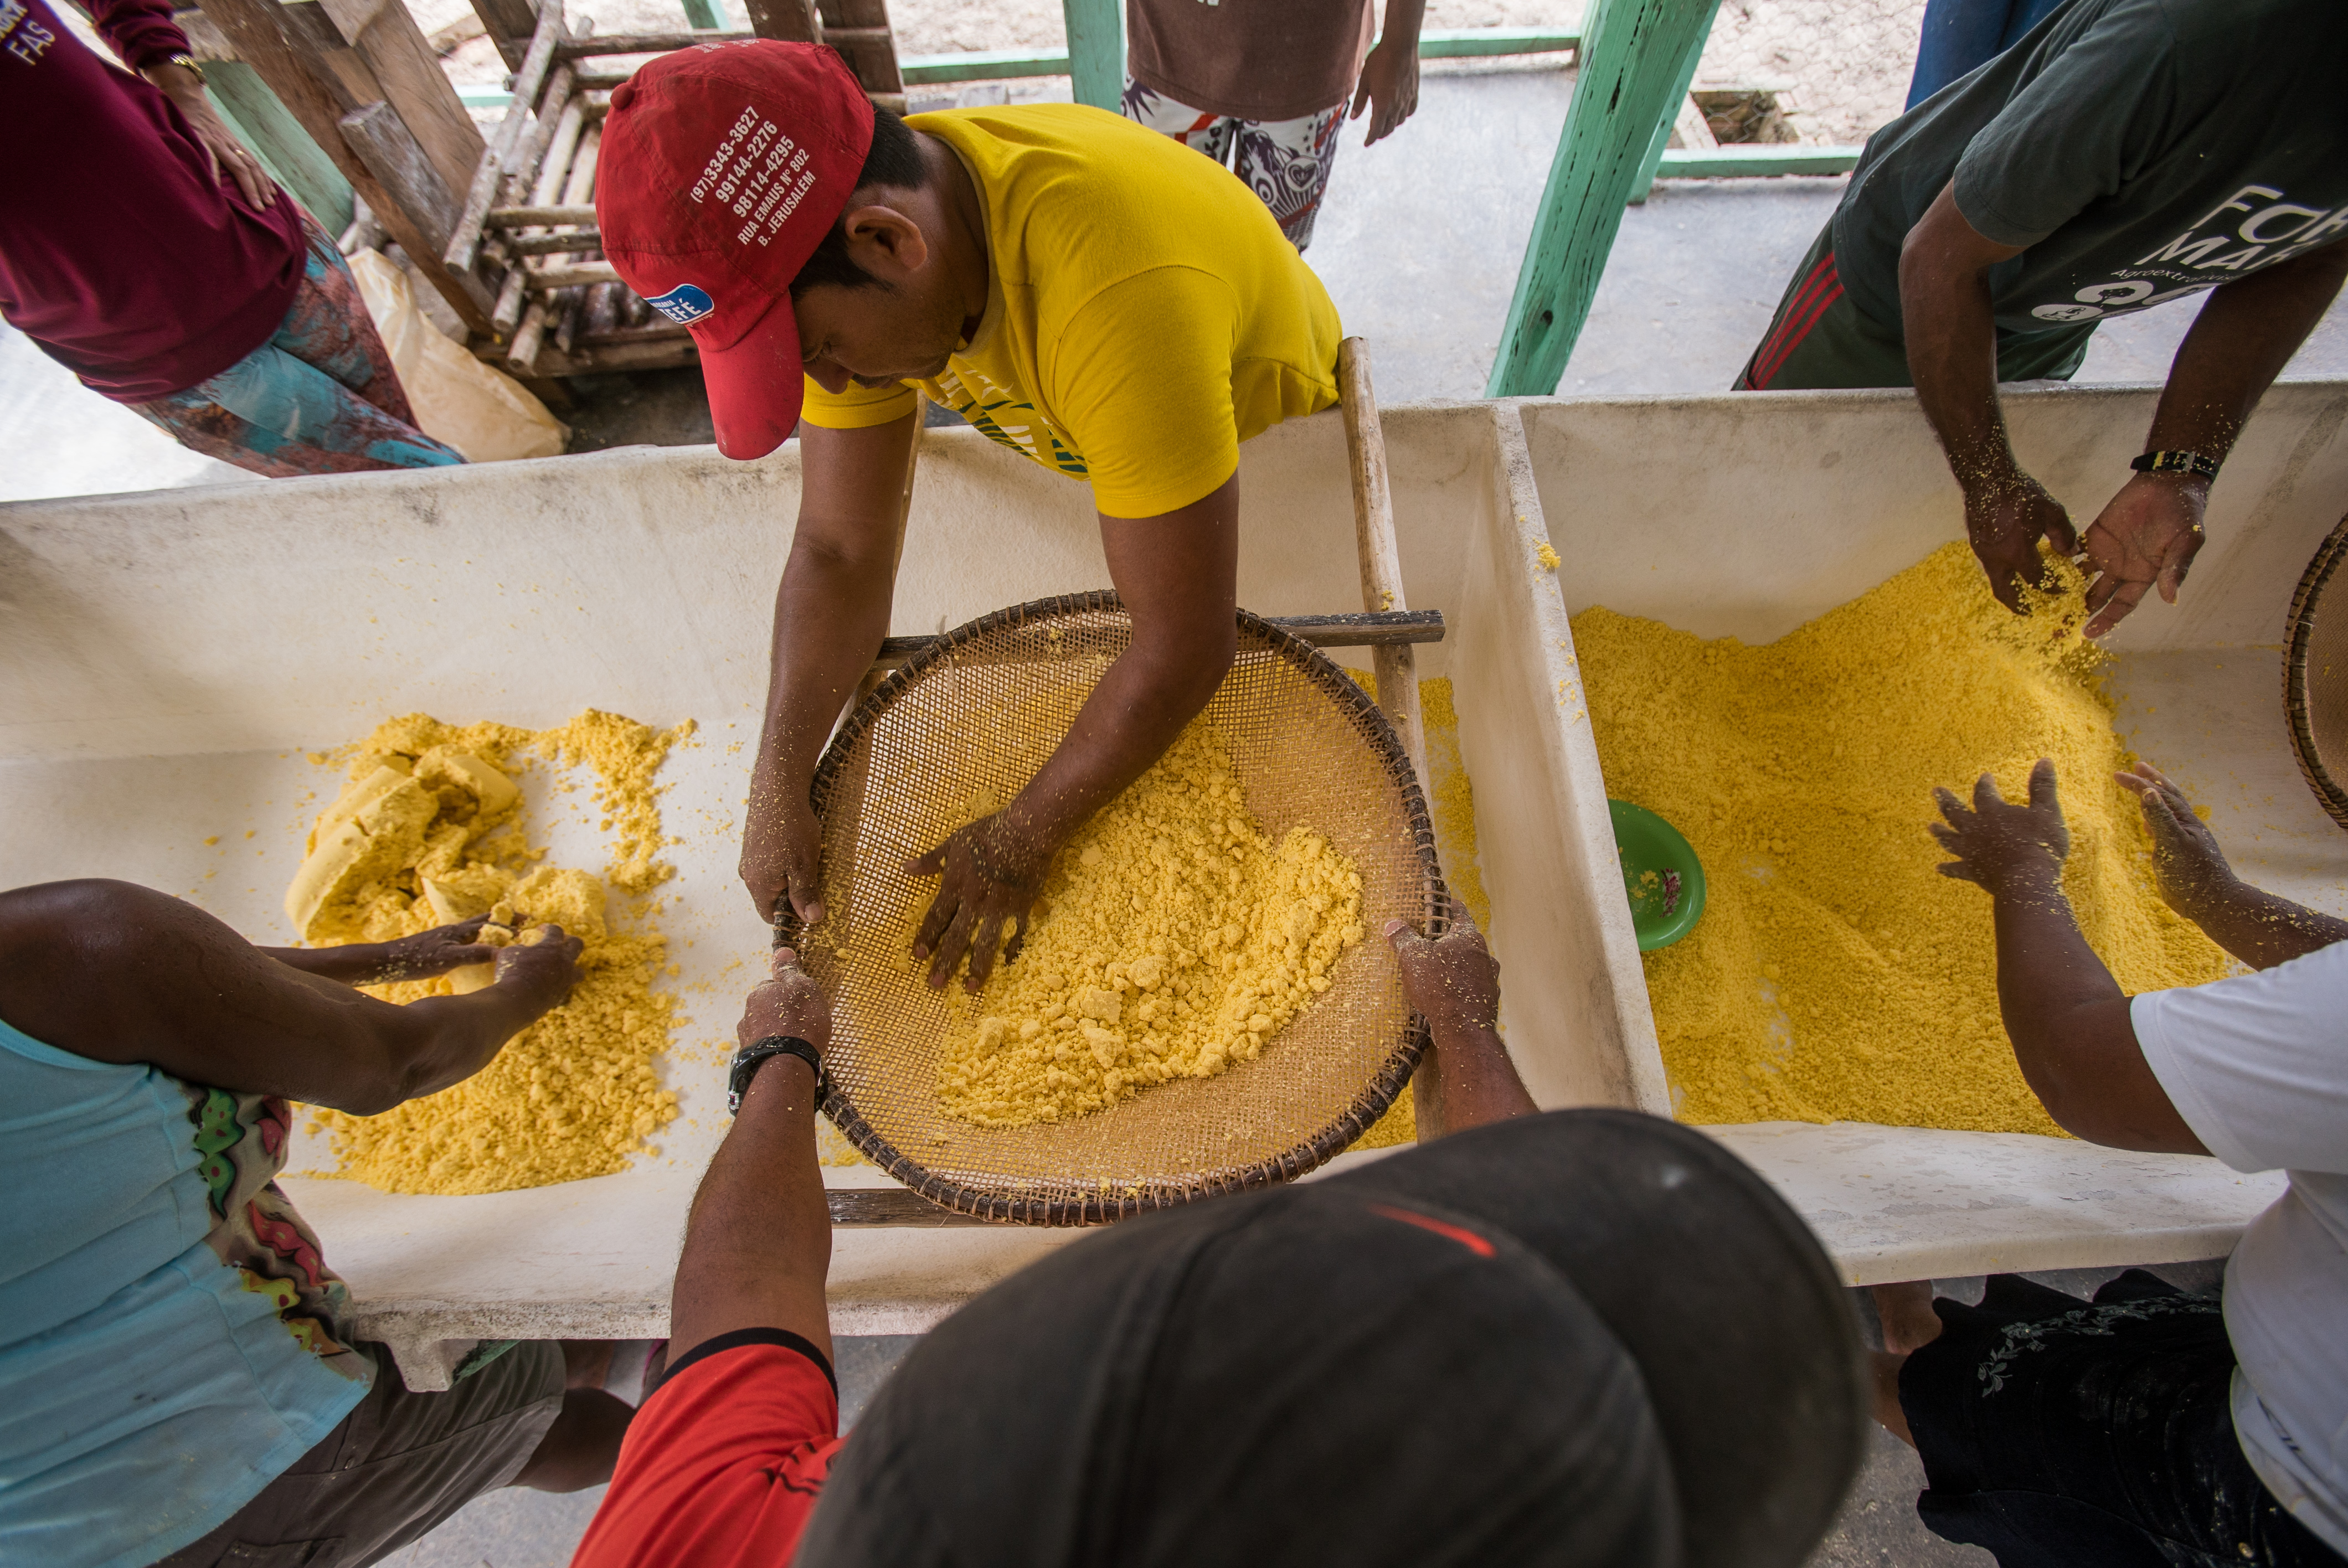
[
  {"x1": 89, "y1": 0, "x2": 188, "y2": 73},
  {"x1": 573, "y1": 1332, "x2": 845, "y2": 1568}
]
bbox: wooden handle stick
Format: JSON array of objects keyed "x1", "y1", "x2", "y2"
[{"x1": 1337, "y1": 337, "x2": 1428, "y2": 787}]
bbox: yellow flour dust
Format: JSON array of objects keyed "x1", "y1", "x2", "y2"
[
  {"x1": 290, "y1": 710, "x2": 691, "y2": 1193},
  {"x1": 1573, "y1": 541, "x2": 2231, "y2": 1132},
  {"x1": 935, "y1": 719, "x2": 1366, "y2": 1128}
]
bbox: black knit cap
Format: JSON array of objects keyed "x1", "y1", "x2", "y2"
[{"x1": 797, "y1": 1110, "x2": 1866, "y2": 1568}]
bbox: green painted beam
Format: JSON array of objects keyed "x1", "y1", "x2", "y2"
[
  {"x1": 1417, "y1": 25, "x2": 1578, "y2": 56},
  {"x1": 1655, "y1": 144, "x2": 1865, "y2": 177},
  {"x1": 679, "y1": 0, "x2": 724, "y2": 28},
  {"x1": 1626, "y1": 20, "x2": 1710, "y2": 204},
  {"x1": 1061, "y1": 0, "x2": 1122, "y2": 110},
  {"x1": 205, "y1": 60, "x2": 355, "y2": 234},
  {"x1": 1486, "y1": 0, "x2": 1724, "y2": 397},
  {"x1": 898, "y1": 45, "x2": 1072, "y2": 84}
]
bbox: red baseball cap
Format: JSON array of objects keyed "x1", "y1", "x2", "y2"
[{"x1": 597, "y1": 42, "x2": 874, "y2": 459}]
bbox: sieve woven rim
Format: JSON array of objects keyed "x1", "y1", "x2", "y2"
[
  {"x1": 800, "y1": 591, "x2": 1449, "y2": 1226},
  {"x1": 2284, "y1": 512, "x2": 2348, "y2": 835}
]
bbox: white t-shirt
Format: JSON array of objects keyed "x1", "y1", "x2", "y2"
[{"x1": 2134, "y1": 941, "x2": 2348, "y2": 1558}]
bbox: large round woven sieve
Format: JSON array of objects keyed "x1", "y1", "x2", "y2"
[
  {"x1": 796, "y1": 593, "x2": 1446, "y2": 1225},
  {"x1": 2285, "y1": 513, "x2": 2348, "y2": 834}
]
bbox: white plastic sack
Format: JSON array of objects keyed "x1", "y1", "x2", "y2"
[{"x1": 349, "y1": 249, "x2": 569, "y2": 463}]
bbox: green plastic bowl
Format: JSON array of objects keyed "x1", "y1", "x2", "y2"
[{"x1": 1610, "y1": 800, "x2": 1707, "y2": 952}]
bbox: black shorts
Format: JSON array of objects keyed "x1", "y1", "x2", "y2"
[{"x1": 1899, "y1": 1270, "x2": 2344, "y2": 1568}]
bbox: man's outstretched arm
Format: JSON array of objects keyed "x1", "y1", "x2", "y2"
[
  {"x1": 1387, "y1": 902, "x2": 1538, "y2": 1139},
  {"x1": 2115, "y1": 761, "x2": 2348, "y2": 971},
  {"x1": 907, "y1": 473, "x2": 1242, "y2": 993},
  {"x1": 1929, "y1": 761, "x2": 2205, "y2": 1153},
  {"x1": 667, "y1": 948, "x2": 836, "y2": 1366},
  {"x1": 0, "y1": 880, "x2": 581, "y2": 1112},
  {"x1": 742, "y1": 412, "x2": 922, "y2": 928},
  {"x1": 1899, "y1": 182, "x2": 2079, "y2": 613}
]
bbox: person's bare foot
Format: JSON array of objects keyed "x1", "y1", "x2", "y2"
[{"x1": 1871, "y1": 1281, "x2": 1944, "y2": 1355}]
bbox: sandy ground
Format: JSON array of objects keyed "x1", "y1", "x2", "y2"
[{"x1": 413, "y1": 0, "x2": 1928, "y2": 146}]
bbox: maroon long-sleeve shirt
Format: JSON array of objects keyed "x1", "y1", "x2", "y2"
[{"x1": 0, "y1": 0, "x2": 308, "y2": 400}]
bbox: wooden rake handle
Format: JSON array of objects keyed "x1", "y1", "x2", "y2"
[{"x1": 1337, "y1": 338, "x2": 1429, "y2": 787}]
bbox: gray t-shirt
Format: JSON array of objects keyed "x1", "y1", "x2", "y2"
[{"x1": 1832, "y1": 0, "x2": 2348, "y2": 337}]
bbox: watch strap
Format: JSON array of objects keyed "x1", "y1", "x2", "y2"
[
  {"x1": 728, "y1": 1034, "x2": 823, "y2": 1113},
  {"x1": 2131, "y1": 448, "x2": 2220, "y2": 480}
]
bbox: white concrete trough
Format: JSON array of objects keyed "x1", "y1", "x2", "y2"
[{"x1": 4, "y1": 380, "x2": 2332, "y2": 1385}]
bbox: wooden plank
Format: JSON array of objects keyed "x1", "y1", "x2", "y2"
[
  {"x1": 679, "y1": 0, "x2": 723, "y2": 29},
  {"x1": 491, "y1": 201, "x2": 598, "y2": 226},
  {"x1": 821, "y1": 0, "x2": 902, "y2": 95},
  {"x1": 195, "y1": 0, "x2": 495, "y2": 329},
  {"x1": 868, "y1": 611, "x2": 1445, "y2": 671},
  {"x1": 1337, "y1": 338, "x2": 1427, "y2": 787},
  {"x1": 337, "y1": 99, "x2": 460, "y2": 254},
  {"x1": 899, "y1": 45, "x2": 1070, "y2": 84},
  {"x1": 202, "y1": 58, "x2": 357, "y2": 233},
  {"x1": 445, "y1": 0, "x2": 566, "y2": 272},
  {"x1": 558, "y1": 28, "x2": 746, "y2": 53},
  {"x1": 1059, "y1": 0, "x2": 1119, "y2": 110},
  {"x1": 502, "y1": 227, "x2": 601, "y2": 254},
  {"x1": 1656, "y1": 144, "x2": 1864, "y2": 178},
  {"x1": 343, "y1": 0, "x2": 485, "y2": 201},
  {"x1": 827, "y1": 1189, "x2": 992, "y2": 1227},
  {"x1": 532, "y1": 260, "x2": 622, "y2": 288},
  {"x1": 744, "y1": 0, "x2": 818, "y2": 43},
  {"x1": 467, "y1": 0, "x2": 539, "y2": 68},
  {"x1": 1485, "y1": 0, "x2": 1724, "y2": 396}
]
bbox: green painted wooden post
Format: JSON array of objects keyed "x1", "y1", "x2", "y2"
[
  {"x1": 1625, "y1": 13, "x2": 1713, "y2": 205},
  {"x1": 1485, "y1": 0, "x2": 1723, "y2": 396},
  {"x1": 204, "y1": 60, "x2": 356, "y2": 235},
  {"x1": 680, "y1": 0, "x2": 725, "y2": 30},
  {"x1": 1061, "y1": 0, "x2": 1122, "y2": 111}
]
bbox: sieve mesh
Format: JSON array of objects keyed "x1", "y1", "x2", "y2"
[
  {"x1": 2285, "y1": 513, "x2": 2348, "y2": 835},
  {"x1": 795, "y1": 594, "x2": 1446, "y2": 1225}
]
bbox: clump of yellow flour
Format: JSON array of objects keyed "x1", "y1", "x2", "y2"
[
  {"x1": 1574, "y1": 541, "x2": 2232, "y2": 1133},
  {"x1": 288, "y1": 711, "x2": 691, "y2": 1193},
  {"x1": 936, "y1": 720, "x2": 1365, "y2": 1128}
]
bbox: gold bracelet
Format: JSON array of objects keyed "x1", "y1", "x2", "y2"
[{"x1": 164, "y1": 52, "x2": 204, "y2": 83}]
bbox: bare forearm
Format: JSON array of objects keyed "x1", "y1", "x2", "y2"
[
  {"x1": 260, "y1": 943, "x2": 398, "y2": 984},
  {"x1": 1380, "y1": 0, "x2": 1427, "y2": 44},
  {"x1": 2151, "y1": 241, "x2": 2348, "y2": 459},
  {"x1": 1003, "y1": 637, "x2": 1227, "y2": 851},
  {"x1": 1902, "y1": 238, "x2": 2015, "y2": 488},
  {"x1": 1413, "y1": 1025, "x2": 1537, "y2": 1139},
  {"x1": 2176, "y1": 878, "x2": 2348, "y2": 972},
  {"x1": 755, "y1": 543, "x2": 897, "y2": 792},
  {"x1": 670, "y1": 1058, "x2": 833, "y2": 1362},
  {"x1": 367, "y1": 986, "x2": 555, "y2": 1105}
]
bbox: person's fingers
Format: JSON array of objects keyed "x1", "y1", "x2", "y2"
[
  {"x1": 904, "y1": 840, "x2": 950, "y2": 878},
  {"x1": 1934, "y1": 860, "x2": 1985, "y2": 886},
  {"x1": 2083, "y1": 575, "x2": 2152, "y2": 638},
  {"x1": 773, "y1": 946, "x2": 802, "y2": 977},
  {"x1": 2158, "y1": 524, "x2": 2205, "y2": 605},
  {"x1": 2134, "y1": 759, "x2": 2170, "y2": 788},
  {"x1": 1351, "y1": 75, "x2": 1372, "y2": 120},
  {"x1": 1382, "y1": 914, "x2": 1427, "y2": 952},
  {"x1": 1003, "y1": 908, "x2": 1029, "y2": 967},
  {"x1": 1926, "y1": 821, "x2": 1963, "y2": 851},
  {"x1": 910, "y1": 879, "x2": 959, "y2": 960},
  {"x1": 2027, "y1": 757, "x2": 2060, "y2": 814},
  {"x1": 1971, "y1": 772, "x2": 2007, "y2": 811},
  {"x1": 927, "y1": 900, "x2": 979, "y2": 990},
  {"x1": 965, "y1": 906, "x2": 1008, "y2": 993},
  {"x1": 2042, "y1": 505, "x2": 2081, "y2": 558},
  {"x1": 440, "y1": 942, "x2": 496, "y2": 967},
  {"x1": 2113, "y1": 768, "x2": 2153, "y2": 796}
]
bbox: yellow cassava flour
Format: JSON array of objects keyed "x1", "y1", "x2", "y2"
[
  {"x1": 1573, "y1": 541, "x2": 2232, "y2": 1133},
  {"x1": 936, "y1": 718, "x2": 1365, "y2": 1128},
  {"x1": 289, "y1": 710, "x2": 688, "y2": 1193}
]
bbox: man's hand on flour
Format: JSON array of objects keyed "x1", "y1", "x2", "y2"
[
  {"x1": 907, "y1": 812, "x2": 1048, "y2": 994},
  {"x1": 2079, "y1": 473, "x2": 2207, "y2": 638},
  {"x1": 1386, "y1": 898, "x2": 1501, "y2": 1046},
  {"x1": 1930, "y1": 758, "x2": 2071, "y2": 897},
  {"x1": 492, "y1": 922, "x2": 584, "y2": 1010},
  {"x1": 1961, "y1": 468, "x2": 2077, "y2": 615},
  {"x1": 2115, "y1": 761, "x2": 2236, "y2": 922}
]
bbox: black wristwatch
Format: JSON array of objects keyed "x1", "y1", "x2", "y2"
[
  {"x1": 728, "y1": 1034, "x2": 823, "y2": 1114},
  {"x1": 2131, "y1": 448, "x2": 2220, "y2": 481}
]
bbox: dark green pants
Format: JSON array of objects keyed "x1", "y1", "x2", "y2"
[{"x1": 1733, "y1": 221, "x2": 2097, "y2": 390}]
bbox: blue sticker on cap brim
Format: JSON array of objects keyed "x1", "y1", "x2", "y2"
[{"x1": 645, "y1": 284, "x2": 715, "y2": 325}]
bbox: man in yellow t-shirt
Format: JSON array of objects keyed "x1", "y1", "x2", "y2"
[{"x1": 599, "y1": 41, "x2": 1345, "y2": 987}]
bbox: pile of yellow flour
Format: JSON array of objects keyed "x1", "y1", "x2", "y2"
[
  {"x1": 289, "y1": 710, "x2": 689, "y2": 1193},
  {"x1": 935, "y1": 718, "x2": 1365, "y2": 1128},
  {"x1": 1573, "y1": 541, "x2": 2232, "y2": 1133}
]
